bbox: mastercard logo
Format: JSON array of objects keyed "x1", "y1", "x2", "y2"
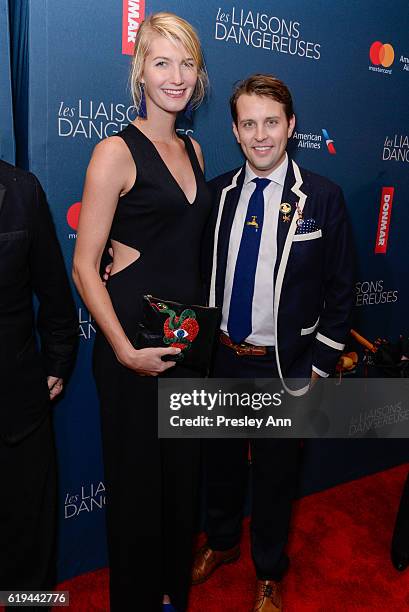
[
  {"x1": 66, "y1": 202, "x2": 82, "y2": 230},
  {"x1": 369, "y1": 41, "x2": 395, "y2": 68}
]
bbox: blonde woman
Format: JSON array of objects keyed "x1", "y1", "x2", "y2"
[{"x1": 73, "y1": 13, "x2": 210, "y2": 611}]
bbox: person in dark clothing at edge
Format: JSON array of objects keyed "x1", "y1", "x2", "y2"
[{"x1": 0, "y1": 160, "x2": 78, "y2": 610}]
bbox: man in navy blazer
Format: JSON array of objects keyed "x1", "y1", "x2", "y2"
[{"x1": 192, "y1": 75, "x2": 354, "y2": 611}]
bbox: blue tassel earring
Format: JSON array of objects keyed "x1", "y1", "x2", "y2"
[
  {"x1": 138, "y1": 83, "x2": 147, "y2": 119},
  {"x1": 184, "y1": 100, "x2": 194, "y2": 121}
]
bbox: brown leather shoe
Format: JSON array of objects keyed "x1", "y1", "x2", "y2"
[
  {"x1": 253, "y1": 580, "x2": 282, "y2": 612},
  {"x1": 191, "y1": 543, "x2": 240, "y2": 585}
]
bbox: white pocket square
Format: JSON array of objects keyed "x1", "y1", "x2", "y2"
[{"x1": 293, "y1": 229, "x2": 322, "y2": 242}]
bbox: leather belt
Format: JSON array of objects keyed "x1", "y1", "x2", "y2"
[{"x1": 219, "y1": 332, "x2": 274, "y2": 357}]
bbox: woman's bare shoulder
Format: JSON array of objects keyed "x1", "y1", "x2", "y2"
[
  {"x1": 92, "y1": 135, "x2": 131, "y2": 164},
  {"x1": 87, "y1": 135, "x2": 135, "y2": 182}
]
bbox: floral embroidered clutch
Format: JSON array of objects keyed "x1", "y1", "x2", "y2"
[{"x1": 134, "y1": 295, "x2": 220, "y2": 373}]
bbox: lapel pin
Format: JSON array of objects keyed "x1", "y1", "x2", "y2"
[
  {"x1": 280, "y1": 203, "x2": 291, "y2": 222},
  {"x1": 296, "y1": 201, "x2": 303, "y2": 226}
]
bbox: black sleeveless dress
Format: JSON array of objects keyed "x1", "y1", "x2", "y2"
[{"x1": 93, "y1": 124, "x2": 212, "y2": 612}]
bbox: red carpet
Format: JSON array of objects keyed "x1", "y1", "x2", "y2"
[{"x1": 3, "y1": 465, "x2": 409, "y2": 611}]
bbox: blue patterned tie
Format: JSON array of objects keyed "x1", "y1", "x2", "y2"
[{"x1": 227, "y1": 177, "x2": 271, "y2": 344}]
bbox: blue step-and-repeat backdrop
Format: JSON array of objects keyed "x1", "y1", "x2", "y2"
[
  {"x1": 2, "y1": 0, "x2": 409, "y2": 581},
  {"x1": 0, "y1": 0, "x2": 14, "y2": 163}
]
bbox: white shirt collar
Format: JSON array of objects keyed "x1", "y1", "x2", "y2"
[{"x1": 244, "y1": 153, "x2": 288, "y2": 187}]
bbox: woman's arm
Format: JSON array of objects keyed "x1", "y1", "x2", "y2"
[{"x1": 72, "y1": 137, "x2": 180, "y2": 375}]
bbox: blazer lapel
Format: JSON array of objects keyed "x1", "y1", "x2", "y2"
[
  {"x1": 275, "y1": 159, "x2": 308, "y2": 274},
  {"x1": 276, "y1": 161, "x2": 298, "y2": 270},
  {"x1": 273, "y1": 158, "x2": 310, "y2": 396},
  {"x1": 209, "y1": 166, "x2": 245, "y2": 307}
]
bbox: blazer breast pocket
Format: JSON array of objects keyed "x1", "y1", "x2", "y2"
[
  {"x1": 293, "y1": 229, "x2": 322, "y2": 242},
  {"x1": 289, "y1": 229, "x2": 323, "y2": 274}
]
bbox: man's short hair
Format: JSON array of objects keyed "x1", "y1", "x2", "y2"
[{"x1": 230, "y1": 74, "x2": 294, "y2": 125}]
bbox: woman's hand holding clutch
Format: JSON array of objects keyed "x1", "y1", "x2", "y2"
[{"x1": 116, "y1": 345, "x2": 181, "y2": 376}]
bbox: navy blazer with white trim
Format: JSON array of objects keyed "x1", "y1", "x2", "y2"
[{"x1": 205, "y1": 157, "x2": 355, "y2": 395}]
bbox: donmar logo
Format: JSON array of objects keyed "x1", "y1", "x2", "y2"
[
  {"x1": 122, "y1": 0, "x2": 145, "y2": 55},
  {"x1": 369, "y1": 41, "x2": 394, "y2": 74},
  {"x1": 375, "y1": 187, "x2": 394, "y2": 254},
  {"x1": 321, "y1": 129, "x2": 336, "y2": 155},
  {"x1": 67, "y1": 202, "x2": 82, "y2": 231}
]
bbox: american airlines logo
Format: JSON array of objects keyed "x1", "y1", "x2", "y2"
[
  {"x1": 374, "y1": 187, "x2": 394, "y2": 254},
  {"x1": 122, "y1": 0, "x2": 145, "y2": 55}
]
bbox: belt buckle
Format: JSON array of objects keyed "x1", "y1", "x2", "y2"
[{"x1": 235, "y1": 343, "x2": 249, "y2": 356}]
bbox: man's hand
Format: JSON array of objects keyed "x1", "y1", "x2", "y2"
[
  {"x1": 47, "y1": 376, "x2": 64, "y2": 400},
  {"x1": 102, "y1": 246, "x2": 113, "y2": 284},
  {"x1": 310, "y1": 370, "x2": 321, "y2": 389}
]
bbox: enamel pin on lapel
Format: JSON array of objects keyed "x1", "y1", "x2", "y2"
[
  {"x1": 246, "y1": 215, "x2": 259, "y2": 231},
  {"x1": 296, "y1": 201, "x2": 304, "y2": 226},
  {"x1": 280, "y1": 203, "x2": 291, "y2": 222}
]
